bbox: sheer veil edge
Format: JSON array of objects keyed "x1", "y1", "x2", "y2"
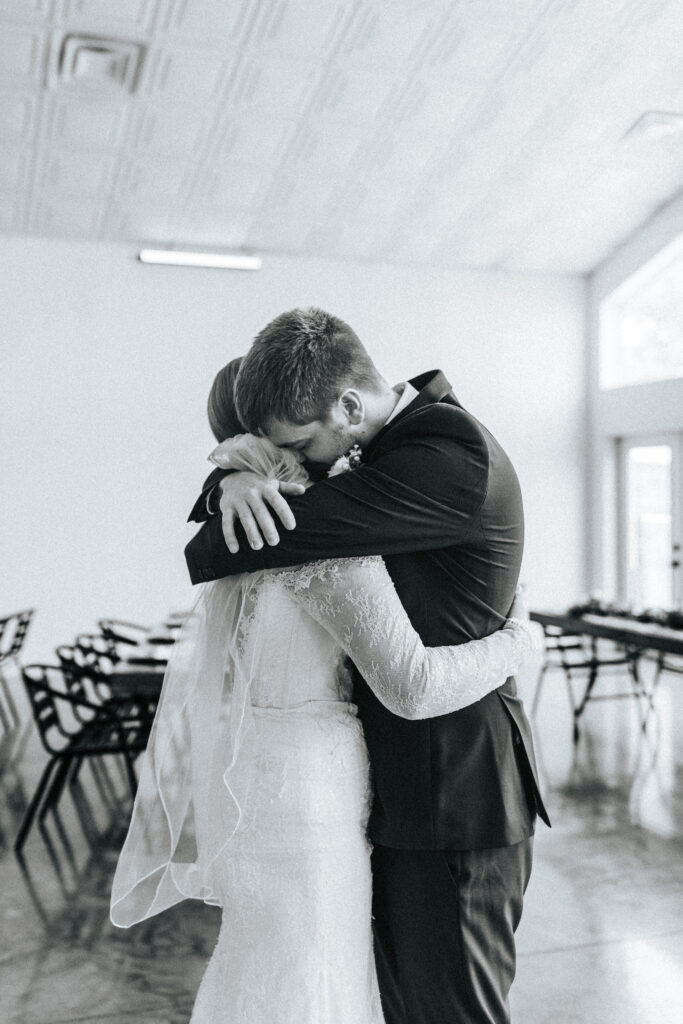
[{"x1": 110, "y1": 435, "x2": 308, "y2": 928}]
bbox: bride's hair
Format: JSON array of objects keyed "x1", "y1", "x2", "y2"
[{"x1": 207, "y1": 357, "x2": 246, "y2": 441}]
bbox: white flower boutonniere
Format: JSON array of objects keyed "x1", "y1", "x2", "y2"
[{"x1": 327, "y1": 444, "x2": 363, "y2": 478}]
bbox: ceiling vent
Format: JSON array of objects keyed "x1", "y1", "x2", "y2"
[{"x1": 47, "y1": 34, "x2": 145, "y2": 93}]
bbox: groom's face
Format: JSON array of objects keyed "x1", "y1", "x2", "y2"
[{"x1": 264, "y1": 404, "x2": 358, "y2": 468}]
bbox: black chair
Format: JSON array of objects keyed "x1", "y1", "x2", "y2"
[
  {"x1": 56, "y1": 639, "x2": 157, "y2": 728},
  {"x1": 15, "y1": 665, "x2": 149, "y2": 854},
  {"x1": 98, "y1": 619, "x2": 151, "y2": 648},
  {"x1": 0, "y1": 609, "x2": 35, "y2": 730},
  {"x1": 532, "y1": 624, "x2": 637, "y2": 741},
  {"x1": 0, "y1": 609, "x2": 34, "y2": 662}
]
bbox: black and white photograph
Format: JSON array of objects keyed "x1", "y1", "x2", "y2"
[{"x1": 1, "y1": 2, "x2": 682, "y2": 1022}]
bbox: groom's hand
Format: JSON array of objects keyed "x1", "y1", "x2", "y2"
[{"x1": 218, "y1": 472, "x2": 306, "y2": 553}]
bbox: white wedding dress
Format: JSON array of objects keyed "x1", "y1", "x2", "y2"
[
  {"x1": 110, "y1": 437, "x2": 537, "y2": 1024},
  {"x1": 187, "y1": 557, "x2": 535, "y2": 1024}
]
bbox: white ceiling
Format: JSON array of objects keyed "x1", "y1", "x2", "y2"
[{"x1": 1, "y1": 0, "x2": 682, "y2": 274}]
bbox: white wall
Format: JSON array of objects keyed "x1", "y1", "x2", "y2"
[
  {"x1": 0, "y1": 235, "x2": 586, "y2": 660},
  {"x1": 586, "y1": 190, "x2": 683, "y2": 596}
]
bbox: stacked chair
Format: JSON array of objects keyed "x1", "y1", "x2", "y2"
[
  {"x1": 98, "y1": 619, "x2": 152, "y2": 648},
  {"x1": 14, "y1": 618, "x2": 160, "y2": 855},
  {"x1": 57, "y1": 632, "x2": 158, "y2": 725},
  {"x1": 0, "y1": 609, "x2": 35, "y2": 732}
]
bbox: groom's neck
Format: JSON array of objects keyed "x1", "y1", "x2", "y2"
[{"x1": 359, "y1": 382, "x2": 401, "y2": 445}]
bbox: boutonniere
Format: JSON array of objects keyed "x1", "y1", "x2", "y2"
[{"x1": 327, "y1": 444, "x2": 363, "y2": 478}]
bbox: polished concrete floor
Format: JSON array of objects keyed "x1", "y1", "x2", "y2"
[{"x1": 1, "y1": 650, "x2": 682, "y2": 1024}]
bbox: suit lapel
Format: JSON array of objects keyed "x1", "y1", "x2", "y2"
[{"x1": 364, "y1": 369, "x2": 458, "y2": 459}]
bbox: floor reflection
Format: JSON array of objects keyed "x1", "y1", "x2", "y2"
[{"x1": 1, "y1": 656, "x2": 682, "y2": 1024}]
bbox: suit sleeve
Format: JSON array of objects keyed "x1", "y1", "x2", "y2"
[
  {"x1": 185, "y1": 413, "x2": 489, "y2": 583},
  {"x1": 187, "y1": 466, "x2": 229, "y2": 524}
]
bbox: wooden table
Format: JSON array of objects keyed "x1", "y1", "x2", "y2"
[
  {"x1": 530, "y1": 610, "x2": 683, "y2": 739},
  {"x1": 530, "y1": 611, "x2": 683, "y2": 656}
]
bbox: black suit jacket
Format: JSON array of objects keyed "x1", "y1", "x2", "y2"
[{"x1": 185, "y1": 370, "x2": 550, "y2": 849}]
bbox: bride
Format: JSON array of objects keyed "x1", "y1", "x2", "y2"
[{"x1": 110, "y1": 368, "x2": 538, "y2": 1024}]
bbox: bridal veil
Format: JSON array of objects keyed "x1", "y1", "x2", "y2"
[{"x1": 110, "y1": 436, "x2": 309, "y2": 927}]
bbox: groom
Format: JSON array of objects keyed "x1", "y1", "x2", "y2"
[{"x1": 185, "y1": 307, "x2": 549, "y2": 1024}]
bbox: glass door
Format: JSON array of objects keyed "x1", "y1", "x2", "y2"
[{"x1": 619, "y1": 435, "x2": 682, "y2": 610}]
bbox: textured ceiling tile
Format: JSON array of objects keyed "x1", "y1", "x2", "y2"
[
  {"x1": 311, "y1": 215, "x2": 392, "y2": 261},
  {"x1": 176, "y1": 202, "x2": 252, "y2": 247},
  {"x1": 164, "y1": 0, "x2": 252, "y2": 46},
  {"x1": 259, "y1": 170, "x2": 339, "y2": 221},
  {"x1": 0, "y1": 0, "x2": 50, "y2": 19},
  {"x1": 194, "y1": 162, "x2": 266, "y2": 208},
  {"x1": 336, "y1": 179, "x2": 413, "y2": 224},
  {"x1": 119, "y1": 157, "x2": 191, "y2": 200},
  {"x1": 0, "y1": 190, "x2": 21, "y2": 232},
  {"x1": 250, "y1": 0, "x2": 348, "y2": 58},
  {"x1": 0, "y1": 147, "x2": 30, "y2": 191},
  {"x1": 60, "y1": 0, "x2": 160, "y2": 31},
  {"x1": 430, "y1": 21, "x2": 518, "y2": 79},
  {"x1": 48, "y1": 97, "x2": 130, "y2": 150},
  {"x1": 281, "y1": 122, "x2": 371, "y2": 175},
  {"x1": 246, "y1": 212, "x2": 314, "y2": 251},
  {"x1": 42, "y1": 150, "x2": 115, "y2": 197},
  {"x1": 229, "y1": 57, "x2": 323, "y2": 119},
  {"x1": 134, "y1": 105, "x2": 211, "y2": 156},
  {"x1": 0, "y1": 26, "x2": 44, "y2": 84},
  {"x1": 307, "y1": 64, "x2": 400, "y2": 126},
  {"x1": 31, "y1": 194, "x2": 105, "y2": 237},
  {"x1": 0, "y1": 92, "x2": 37, "y2": 142},
  {"x1": 0, "y1": 0, "x2": 682, "y2": 272},
  {"x1": 213, "y1": 117, "x2": 296, "y2": 166},
  {"x1": 103, "y1": 200, "x2": 178, "y2": 242},
  {"x1": 440, "y1": 233, "x2": 508, "y2": 269},
  {"x1": 393, "y1": 72, "x2": 481, "y2": 134},
  {"x1": 149, "y1": 49, "x2": 234, "y2": 101},
  {"x1": 507, "y1": 197, "x2": 639, "y2": 274},
  {"x1": 337, "y1": 5, "x2": 440, "y2": 69},
  {"x1": 379, "y1": 132, "x2": 451, "y2": 186}
]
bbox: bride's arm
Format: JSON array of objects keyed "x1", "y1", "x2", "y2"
[{"x1": 275, "y1": 557, "x2": 539, "y2": 720}]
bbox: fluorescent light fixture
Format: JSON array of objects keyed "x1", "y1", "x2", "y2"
[{"x1": 138, "y1": 249, "x2": 261, "y2": 270}]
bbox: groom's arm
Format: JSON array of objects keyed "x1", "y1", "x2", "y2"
[
  {"x1": 187, "y1": 466, "x2": 228, "y2": 523},
  {"x1": 185, "y1": 410, "x2": 494, "y2": 584}
]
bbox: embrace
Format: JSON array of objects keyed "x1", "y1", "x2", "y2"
[{"x1": 111, "y1": 307, "x2": 550, "y2": 1024}]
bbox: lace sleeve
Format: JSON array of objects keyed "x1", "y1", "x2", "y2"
[{"x1": 274, "y1": 557, "x2": 540, "y2": 720}]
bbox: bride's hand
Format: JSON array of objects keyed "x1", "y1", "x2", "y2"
[{"x1": 219, "y1": 472, "x2": 306, "y2": 553}]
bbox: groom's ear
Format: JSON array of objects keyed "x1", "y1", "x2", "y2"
[{"x1": 339, "y1": 389, "x2": 364, "y2": 425}]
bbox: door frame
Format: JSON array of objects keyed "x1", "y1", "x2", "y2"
[{"x1": 616, "y1": 432, "x2": 682, "y2": 607}]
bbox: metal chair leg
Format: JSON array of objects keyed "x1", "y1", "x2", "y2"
[
  {"x1": 66, "y1": 754, "x2": 84, "y2": 786},
  {"x1": 627, "y1": 652, "x2": 655, "y2": 732},
  {"x1": 573, "y1": 663, "x2": 599, "y2": 743},
  {"x1": 531, "y1": 662, "x2": 549, "y2": 716},
  {"x1": 121, "y1": 751, "x2": 138, "y2": 800},
  {"x1": 14, "y1": 757, "x2": 61, "y2": 853},
  {"x1": 38, "y1": 757, "x2": 72, "y2": 823}
]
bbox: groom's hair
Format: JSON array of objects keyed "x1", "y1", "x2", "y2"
[{"x1": 235, "y1": 307, "x2": 383, "y2": 431}]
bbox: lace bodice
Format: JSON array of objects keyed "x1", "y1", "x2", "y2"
[
  {"x1": 236, "y1": 572, "x2": 348, "y2": 708},
  {"x1": 239, "y1": 556, "x2": 537, "y2": 719}
]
